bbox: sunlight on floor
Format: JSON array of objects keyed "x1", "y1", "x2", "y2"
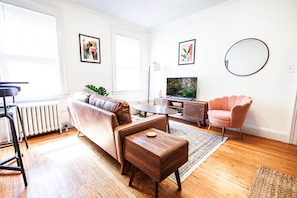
[{"x1": 35, "y1": 136, "x2": 92, "y2": 163}]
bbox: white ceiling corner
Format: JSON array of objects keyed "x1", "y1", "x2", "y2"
[{"x1": 64, "y1": 0, "x2": 228, "y2": 30}]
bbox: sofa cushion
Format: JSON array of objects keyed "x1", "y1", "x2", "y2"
[
  {"x1": 89, "y1": 94, "x2": 132, "y2": 125},
  {"x1": 73, "y1": 92, "x2": 91, "y2": 103}
]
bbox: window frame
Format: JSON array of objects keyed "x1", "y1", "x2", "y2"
[
  {"x1": 0, "y1": 0, "x2": 68, "y2": 102},
  {"x1": 111, "y1": 27, "x2": 144, "y2": 95}
]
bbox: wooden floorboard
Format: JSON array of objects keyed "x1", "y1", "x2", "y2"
[{"x1": 1, "y1": 122, "x2": 297, "y2": 198}]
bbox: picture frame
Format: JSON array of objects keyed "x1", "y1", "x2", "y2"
[
  {"x1": 79, "y1": 34, "x2": 101, "y2": 64},
  {"x1": 178, "y1": 39, "x2": 196, "y2": 65}
]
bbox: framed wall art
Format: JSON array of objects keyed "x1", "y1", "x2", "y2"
[
  {"x1": 178, "y1": 39, "x2": 196, "y2": 65},
  {"x1": 79, "y1": 34, "x2": 101, "y2": 64}
]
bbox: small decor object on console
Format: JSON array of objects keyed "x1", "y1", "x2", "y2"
[
  {"x1": 79, "y1": 34, "x2": 101, "y2": 64},
  {"x1": 172, "y1": 102, "x2": 182, "y2": 107},
  {"x1": 178, "y1": 39, "x2": 196, "y2": 65},
  {"x1": 158, "y1": 90, "x2": 163, "y2": 98}
]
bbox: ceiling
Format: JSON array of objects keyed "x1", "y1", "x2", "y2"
[{"x1": 65, "y1": 0, "x2": 227, "y2": 30}]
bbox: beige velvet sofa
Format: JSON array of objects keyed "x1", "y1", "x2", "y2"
[{"x1": 67, "y1": 92, "x2": 167, "y2": 174}]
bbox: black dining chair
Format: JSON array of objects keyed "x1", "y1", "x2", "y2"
[{"x1": 0, "y1": 87, "x2": 27, "y2": 186}]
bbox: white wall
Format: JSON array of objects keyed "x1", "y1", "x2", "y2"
[
  {"x1": 59, "y1": 1, "x2": 150, "y2": 100},
  {"x1": 29, "y1": 0, "x2": 151, "y2": 125},
  {"x1": 149, "y1": 0, "x2": 297, "y2": 143},
  {"x1": 15, "y1": 0, "x2": 297, "y2": 143}
]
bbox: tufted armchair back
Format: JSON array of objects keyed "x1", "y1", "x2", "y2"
[{"x1": 209, "y1": 95, "x2": 252, "y2": 111}]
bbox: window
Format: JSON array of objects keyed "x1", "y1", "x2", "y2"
[
  {"x1": 113, "y1": 32, "x2": 141, "y2": 92},
  {"x1": 0, "y1": 2, "x2": 66, "y2": 101}
]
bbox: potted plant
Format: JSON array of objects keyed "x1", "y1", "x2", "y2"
[{"x1": 85, "y1": 84, "x2": 110, "y2": 96}]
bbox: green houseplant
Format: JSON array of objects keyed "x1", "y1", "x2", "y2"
[{"x1": 85, "y1": 84, "x2": 109, "y2": 96}]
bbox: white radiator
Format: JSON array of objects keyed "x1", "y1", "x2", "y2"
[
  {"x1": 16, "y1": 101, "x2": 62, "y2": 137},
  {"x1": 0, "y1": 118, "x2": 11, "y2": 143}
]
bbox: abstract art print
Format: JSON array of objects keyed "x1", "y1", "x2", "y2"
[
  {"x1": 79, "y1": 34, "x2": 101, "y2": 64},
  {"x1": 178, "y1": 39, "x2": 196, "y2": 65}
]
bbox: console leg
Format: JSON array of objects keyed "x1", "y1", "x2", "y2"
[
  {"x1": 197, "y1": 121, "x2": 201, "y2": 127},
  {"x1": 166, "y1": 114, "x2": 170, "y2": 133}
]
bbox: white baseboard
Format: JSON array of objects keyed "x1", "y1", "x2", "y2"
[{"x1": 242, "y1": 124, "x2": 290, "y2": 143}]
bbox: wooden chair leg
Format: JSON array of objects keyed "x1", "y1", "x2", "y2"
[
  {"x1": 207, "y1": 124, "x2": 212, "y2": 132},
  {"x1": 76, "y1": 130, "x2": 81, "y2": 136},
  {"x1": 239, "y1": 128, "x2": 243, "y2": 140},
  {"x1": 222, "y1": 127, "x2": 225, "y2": 141}
]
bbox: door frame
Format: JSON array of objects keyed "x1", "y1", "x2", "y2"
[{"x1": 290, "y1": 89, "x2": 297, "y2": 145}]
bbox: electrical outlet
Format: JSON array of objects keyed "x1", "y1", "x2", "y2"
[{"x1": 287, "y1": 65, "x2": 294, "y2": 73}]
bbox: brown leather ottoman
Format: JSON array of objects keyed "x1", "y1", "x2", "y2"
[{"x1": 124, "y1": 128, "x2": 188, "y2": 198}]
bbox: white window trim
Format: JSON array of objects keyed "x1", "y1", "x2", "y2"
[
  {"x1": 0, "y1": 0, "x2": 68, "y2": 102},
  {"x1": 111, "y1": 27, "x2": 145, "y2": 95}
]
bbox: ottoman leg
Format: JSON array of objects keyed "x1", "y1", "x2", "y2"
[
  {"x1": 155, "y1": 182, "x2": 159, "y2": 198},
  {"x1": 175, "y1": 169, "x2": 182, "y2": 190},
  {"x1": 129, "y1": 165, "x2": 136, "y2": 186}
]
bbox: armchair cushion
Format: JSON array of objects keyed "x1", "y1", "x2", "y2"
[{"x1": 208, "y1": 110, "x2": 231, "y2": 126}]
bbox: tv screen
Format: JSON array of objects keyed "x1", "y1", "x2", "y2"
[{"x1": 166, "y1": 77, "x2": 197, "y2": 100}]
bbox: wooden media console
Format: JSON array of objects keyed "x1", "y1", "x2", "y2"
[{"x1": 154, "y1": 98, "x2": 208, "y2": 127}]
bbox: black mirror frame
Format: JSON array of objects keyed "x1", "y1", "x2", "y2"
[{"x1": 224, "y1": 38, "x2": 270, "y2": 77}]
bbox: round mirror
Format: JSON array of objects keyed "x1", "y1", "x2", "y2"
[{"x1": 224, "y1": 38, "x2": 269, "y2": 76}]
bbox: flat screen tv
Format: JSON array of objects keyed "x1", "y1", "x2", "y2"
[{"x1": 166, "y1": 77, "x2": 197, "y2": 100}]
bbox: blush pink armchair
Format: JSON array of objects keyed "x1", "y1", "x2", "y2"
[{"x1": 207, "y1": 95, "x2": 253, "y2": 140}]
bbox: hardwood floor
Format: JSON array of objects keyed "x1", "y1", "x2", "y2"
[{"x1": 1, "y1": 122, "x2": 297, "y2": 198}]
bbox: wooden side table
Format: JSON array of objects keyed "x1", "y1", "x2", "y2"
[{"x1": 124, "y1": 128, "x2": 188, "y2": 198}]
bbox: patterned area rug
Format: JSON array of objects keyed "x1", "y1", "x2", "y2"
[
  {"x1": 247, "y1": 166, "x2": 297, "y2": 198},
  {"x1": 168, "y1": 121, "x2": 227, "y2": 182}
]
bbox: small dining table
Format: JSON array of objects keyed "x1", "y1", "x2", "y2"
[
  {"x1": 0, "y1": 81, "x2": 29, "y2": 91},
  {"x1": 133, "y1": 104, "x2": 177, "y2": 133},
  {"x1": 0, "y1": 82, "x2": 28, "y2": 84}
]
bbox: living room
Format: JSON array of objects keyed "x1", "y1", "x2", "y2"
[
  {"x1": 0, "y1": 0, "x2": 297, "y2": 197},
  {"x1": 1, "y1": 0, "x2": 296, "y2": 144},
  {"x1": 43, "y1": 0, "x2": 297, "y2": 145}
]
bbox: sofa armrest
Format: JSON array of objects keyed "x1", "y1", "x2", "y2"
[{"x1": 114, "y1": 114, "x2": 167, "y2": 174}]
